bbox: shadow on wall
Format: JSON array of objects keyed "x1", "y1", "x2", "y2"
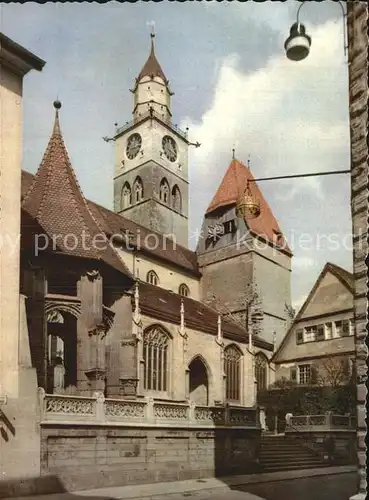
[{"x1": 0, "y1": 409, "x2": 16, "y2": 443}]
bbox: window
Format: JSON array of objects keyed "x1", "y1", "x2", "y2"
[
  {"x1": 133, "y1": 177, "x2": 143, "y2": 203},
  {"x1": 298, "y1": 364, "x2": 311, "y2": 385},
  {"x1": 349, "y1": 319, "x2": 354, "y2": 336},
  {"x1": 143, "y1": 326, "x2": 169, "y2": 392},
  {"x1": 159, "y1": 178, "x2": 170, "y2": 204},
  {"x1": 223, "y1": 219, "x2": 237, "y2": 235},
  {"x1": 121, "y1": 182, "x2": 131, "y2": 209},
  {"x1": 255, "y1": 353, "x2": 268, "y2": 391},
  {"x1": 171, "y1": 185, "x2": 182, "y2": 212},
  {"x1": 304, "y1": 326, "x2": 316, "y2": 342},
  {"x1": 224, "y1": 345, "x2": 242, "y2": 402},
  {"x1": 179, "y1": 283, "x2": 190, "y2": 297},
  {"x1": 147, "y1": 270, "x2": 159, "y2": 286},
  {"x1": 316, "y1": 324, "x2": 325, "y2": 341},
  {"x1": 325, "y1": 322, "x2": 333, "y2": 339},
  {"x1": 290, "y1": 366, "x2": 297, "y2": 382}
]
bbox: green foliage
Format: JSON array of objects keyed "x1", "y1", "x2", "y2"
[{"x1": 257, "y1": 382, "x2": 356, "y2": 417}]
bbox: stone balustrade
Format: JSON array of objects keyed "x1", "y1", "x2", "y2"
[
  {"x1": 287, "y1": 413, "x2": 356, "y2": 431},
  {"x1": 38, "y1": 389, "x2": 260, "y2": 429}
]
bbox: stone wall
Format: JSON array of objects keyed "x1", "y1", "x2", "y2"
[
  {"x1": 39, "y1": 393, "x2": 261, "y2": 491},
  {"x1": 347, "y1": 2, "x2": 368, "y2": 499}
]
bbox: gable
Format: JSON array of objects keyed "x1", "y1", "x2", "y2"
[{"x1": 300, "y1": 271, "x2": 353, "y2": 319}]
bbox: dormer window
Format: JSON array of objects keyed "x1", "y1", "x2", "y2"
[
  {"x1": 179, "y1": 283, "x2": 190, "y2": 297},
  {"x1": 147, "y1": 270, "x2": 159, "y2": 286}
]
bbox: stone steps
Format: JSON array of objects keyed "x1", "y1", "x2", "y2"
[{"x1": 259, "y1": 435, "x2": 327, "y2": 472}]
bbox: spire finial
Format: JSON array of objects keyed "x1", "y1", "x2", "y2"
[
  {"x1": 247, "y1": 154, "x2": 251, "y2": 171},
  {"x1": 52, "y1": 100, "x2": 62, "y2": 135},
  {"x1": 147, "y1": 21, "x2": 156, "y2": 50},
  {"x1": 232, "y1": 147, "x2": 235, "y2": 160}
]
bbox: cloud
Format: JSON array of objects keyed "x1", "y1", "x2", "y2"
[{"x1": 185, "y1": 20, "x2": 351, "y2": 308}]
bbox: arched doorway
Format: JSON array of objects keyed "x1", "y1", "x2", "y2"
[
  {"x1": 188, "y1": 356, "x2": 209, "y2": 406},
  {"x1": 46, "y1": 310, "x2": 77, "y2": 394}
]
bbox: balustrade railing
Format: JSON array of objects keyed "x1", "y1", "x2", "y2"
[
  {"x1": 115, "y1": 110, "x2": 188, "y2": 140},
  {"x1": 287, "y1": 413, "x2": 355, "y2": 431},
  {"x1": 38, "y1": 389, "x2": 259, "y2": 428}
]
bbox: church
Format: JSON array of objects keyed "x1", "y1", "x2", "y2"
[{"x1": 20, "y1": 34, "x2": 292, "y2": 408}]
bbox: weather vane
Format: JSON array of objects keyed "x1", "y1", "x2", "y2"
[{"x1": 147, "y1": 20, "x2": 156, "y2": 38}]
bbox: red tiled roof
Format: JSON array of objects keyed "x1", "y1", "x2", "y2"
[
  {"x1": 138, "y1": 36, "x2": 167, "y2": 83},
  {"x1": 21, "y1": 107, "x2": 132, "y2": 278},
  {"x1": 21, "y1": 171, "x2": 200, "y2": 277},
  {"x1": 206, "y1": 159, "x2": 292, "y2": 255},
  {"x1": 137, "y1": 281, "x2": 273, "y2": 350}
]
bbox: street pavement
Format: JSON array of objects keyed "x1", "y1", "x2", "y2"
[{"x1": 238, "y1": 472, "x2": 357, "y2": 500}]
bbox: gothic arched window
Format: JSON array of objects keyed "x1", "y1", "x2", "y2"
[
  {"x1": 133, "y1": 176, "x2": 144, "y2": 203},
  {"x1": 255, "y1": 352, "x2": 268, "y2": 391},
  {"x1": 147, "y1": 270, "x2": 159, "y2": 286},
  {"x1": 143, "y1": 325, "x2": 169, "y2": 392},
  {"x1": 179, "y1": 283, "x2": 190, "y2": 297},
  {"x1": 159, "y1": 178, "x2": 170, "y2": 204},
  {"x1": 121, "y1": 182, "x2": 132, "y2": 209},
  {"x1": 171, "y1": 185, "x2": 182, "y2": 212},
  {"x1": 224, "y1": 344, "x2": 242, "y2": 402}
]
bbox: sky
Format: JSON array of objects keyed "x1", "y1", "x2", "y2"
[{"x1": 1, "y1": 1, "x2": 352, "y2": 311}]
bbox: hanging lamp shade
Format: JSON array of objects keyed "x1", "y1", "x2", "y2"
[
  {"x1": 284, "y1": 22, "x2": 311, "y2": 61},
  {"x1": 236, "y1": 181, "x2": 261, "y2": 219}
]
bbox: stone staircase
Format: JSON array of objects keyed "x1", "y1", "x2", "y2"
[{"x1": 259, "y1": 434, "x2": 328, "y2": 472}]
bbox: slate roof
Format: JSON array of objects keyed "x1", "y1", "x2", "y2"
[
  {"x1": 138, "y1": 35, "x2": 168, "y2": 83},
  {"x1": 206, "y1": 158, "x2": 292, "y2": 255},
  {"x1": 136, "y1": 280, "x2": 274, "y2": 350},
  {"x1": 21, "y1": 105, "x2": 132, "y2": 277},
  {"x1": 21, "y1": 170, "x2": 200, "y2": 277}
]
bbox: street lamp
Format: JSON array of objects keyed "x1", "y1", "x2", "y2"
[
  {"x1": 236, "y1": 169, "x2": 350, "y2": 220},
  {"x1": 284, "y1": 0, "x2": 347, "y2": 62}
]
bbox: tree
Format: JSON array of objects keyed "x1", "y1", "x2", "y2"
[{"x1": 316, "y1": 356, "x2": 352, "y2": 389}]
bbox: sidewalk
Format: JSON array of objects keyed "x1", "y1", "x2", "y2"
[{"x1": 6, "y1": 465, "x2": 356, "y2": 500}]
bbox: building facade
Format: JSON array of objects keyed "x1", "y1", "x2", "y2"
[
  {"x1": 347, "y1": 3, "x2": 368, "y2": 500},
  {"x1": 273, "y1": 263, "x2": 355, "y2": 387}
]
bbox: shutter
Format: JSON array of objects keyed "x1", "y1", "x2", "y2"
[
  {"x1": 342, "y1": 320, "x2": 350, "y2": 336},
  {"x1": 290, "y1": 367, "x2": 297, "y2": 382},
  {"x1": 310, "y1": 365, "x2": 318, "y2": 385},
  {"x1": 296, "y1": 329, "x2": 304, "y2": 344}
]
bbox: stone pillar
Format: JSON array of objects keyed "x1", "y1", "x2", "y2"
[
  {"x1": 119, "y1": 337, "x2": 138, "y2": 398},
  {"x1": 77, "y1": 270, "x2": 105, "y2": 395},
  {"x1": 347, "y1": 3, "x2": 368, "y2": 499}
]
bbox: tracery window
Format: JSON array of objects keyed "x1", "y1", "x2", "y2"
[
  {"x1": 171, "y1": 185, "x2": 182, "y2": 212},
  {"x1": 255, "y1": 352, "x2": 268, "y2": 391},
  {"x1": 159, "y1": 178, "x2": 170, "y2": 204},
  {"x1": 224, "y1": 344, "x2": 242, "y2": 402},
  {"x1": 133, "y1": 176, "x2": 144, "y2": 203},
  {"x1": 179, "y1": 283, "x2": 190, "y2": 297},
  {"x1": 122, "y1": 182, "x2": 132, "y2": 209},
  {"x1": 143, "y1": 326, "x2": 169, "y2": 392},
  {"x1": 147, "y1": 270, "x2": 159, "y2": 286}
]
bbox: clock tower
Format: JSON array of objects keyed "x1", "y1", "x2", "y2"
[{"x1": 113, "y1": 33, "x2": 189, "y2": 248}]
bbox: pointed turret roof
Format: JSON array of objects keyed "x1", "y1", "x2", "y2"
[
  {"x1": 137, "y1": 33, "x2": 168, "y2": 83},
  {"x1": 22, "y1": 101, "x2": 132, "y2": 277},
  {"x1": 206, "y1": 158, "x2": 292, "y2": 255}
]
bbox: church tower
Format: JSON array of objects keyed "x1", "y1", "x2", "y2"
[
  {"x1": 197, "y1": 157, "x2": 293, "y2": 347},
  {"x1": 113, "y1": 33, "x2": 189, "y2": 247}
]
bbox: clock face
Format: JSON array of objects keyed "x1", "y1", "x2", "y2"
[
  {"x1": 126, "y1": 133, "x2": 142, "y2": 160},
  {"x1": 162, "y1": 135, "x2": 177, "y2": 162}
]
